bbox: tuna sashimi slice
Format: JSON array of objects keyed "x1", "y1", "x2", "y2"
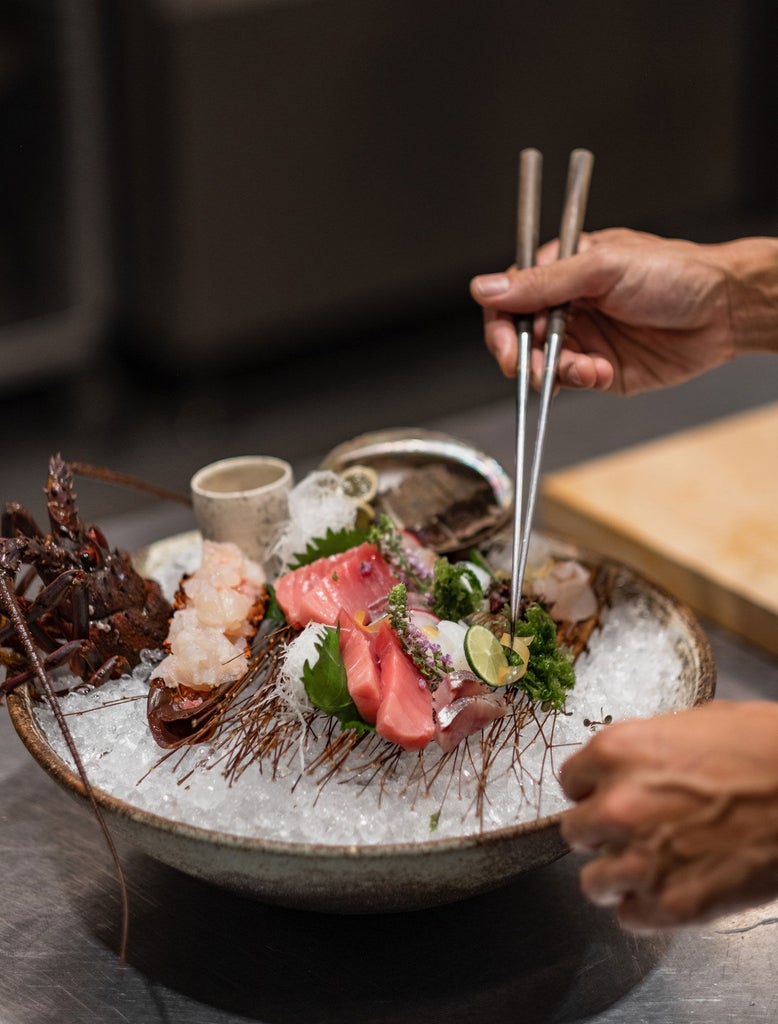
[
  {"x1": 274, "y1": 543, "x2": 399, "y2": 628},
  {"x1": 373, "y1": 626, "x2": 434, "y2": 751},
  {"x1": 338, "y1": 611, "x2": 382, "y2": 724}
]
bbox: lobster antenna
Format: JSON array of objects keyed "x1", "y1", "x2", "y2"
[
  {"x1": 0, "y1": 574, "x2": 130, "y2": 963},
  {"x1": 70, "y1": 461, "x2": 191, "y2": 506}
]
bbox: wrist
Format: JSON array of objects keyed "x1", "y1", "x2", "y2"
[{"x1": 712, "y1": 237, "x2": 778, "y2": 355}]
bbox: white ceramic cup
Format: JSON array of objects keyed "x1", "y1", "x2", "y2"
[{"x1": 190, "y1": 455, "x2": 294, "y2": 565}]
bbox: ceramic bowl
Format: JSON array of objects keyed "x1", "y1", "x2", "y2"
[{"x1": 7, "y1": 539, "x2": 715, "y2": 913}]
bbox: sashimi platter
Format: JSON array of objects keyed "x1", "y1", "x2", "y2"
[{"x1": 5, "y1": 431, "x2": 715, "y2": 912}]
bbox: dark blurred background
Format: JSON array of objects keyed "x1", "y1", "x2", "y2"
[{"x1": 1, "y1": 0, "x2": 777, "y2": 527}]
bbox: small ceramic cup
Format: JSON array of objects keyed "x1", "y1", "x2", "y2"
[{"x1": 190, "y1": 455, "x2": 294, "y2": 566}]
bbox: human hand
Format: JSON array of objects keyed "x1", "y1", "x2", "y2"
[
  {"x1": 559, "y1": 700, "x2": 778, "y2": 931},
  {"x1": 470, "y1": 228, "x2": 778, "y2": 396}
]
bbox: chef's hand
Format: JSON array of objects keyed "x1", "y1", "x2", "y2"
[
  {"x1": 558, "y1": 701, "x2": 778, "y2": 931},
  {"x1": 470, "y1": 229, "x2": 778, "y2": 396}
]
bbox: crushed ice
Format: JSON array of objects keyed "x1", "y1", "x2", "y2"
[{"x1": 34, "y1": 582, "x2": 695, "y2": 847}]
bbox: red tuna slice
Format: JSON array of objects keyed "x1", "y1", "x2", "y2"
[
  {"x1": 373, "y1": 625, "x2": 434, "y2": 751},
  {"x1": 432, "y1": 671, "x2": 507, "y2": 753},
  {"x1": 274, "y1": 543, "x2": 400, "y2": 628},
  {"x1": 338, "y1": 611, "x2": 382, "y2": 723}
]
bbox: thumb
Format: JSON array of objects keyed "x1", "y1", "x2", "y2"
[{"x1": 470, "y1": 248, "x2": 616, "y2": 315}]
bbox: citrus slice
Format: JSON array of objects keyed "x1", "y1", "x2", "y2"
[
  {"x1": 339, "y1": 465, "x2": 379, "y2": 504},
  {"x1": 497, "y1": 664, "x2": 526, "y2": 687},
  {"x1": 499, "y1": 633, "x2": 533, "y2": 682},
  {"x1": 464, "y1": 624, "x2": 508, "y2": 688}
]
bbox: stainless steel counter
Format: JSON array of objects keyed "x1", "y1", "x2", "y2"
[{"x1": 3, "y1": 385, "x2": 778, "y2": 1024}]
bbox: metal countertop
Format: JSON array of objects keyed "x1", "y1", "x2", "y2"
[{"x1": 3, "y1": 383, "x2": 778, "y2": 1024}]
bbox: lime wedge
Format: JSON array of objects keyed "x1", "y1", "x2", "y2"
[{"x1": 464, "y1": 624, "x2": 509, "y2": 688}]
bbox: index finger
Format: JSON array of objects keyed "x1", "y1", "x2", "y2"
[{"x1": 483, "y1": 307, "x2": 519, "y2": 378}]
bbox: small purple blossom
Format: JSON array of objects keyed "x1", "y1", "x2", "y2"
[
  {"x1": 388, "y1": 583, "x2": 452, "y2": 680},
  {"x1": 403, "y1": 550, "x2": 434, "y2": 587}
]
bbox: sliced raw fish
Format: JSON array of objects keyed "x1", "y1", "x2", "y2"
[
  {"x1": 274, "y1": 543, "x2": 399, "y2": 628},
  {"x1": 338, "y1": 611, "x2": 382, "y2": 723},
  {"x1": 432, "y1": 671, "x2": 507, "y2": 753},
  {"x1": 373, "y1": 626, "x2": 434, "y2": 750}
]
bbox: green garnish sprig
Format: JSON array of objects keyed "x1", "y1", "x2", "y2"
[
  {"x1": 512, "y1": 603, "x2": 576, "y2": 709},
  {"x1": 431, "y1": 558, "x2": 484, "y2": 620},
  {"x1": 368, "y1": 515, "x2": 434, "y2": 592},
  {"x1": 387, "y1": 583, "x2": 452, "y2": 681}
]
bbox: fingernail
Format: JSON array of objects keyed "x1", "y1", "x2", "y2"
[
  {"x1": 591, "y1": 891, "x2": 622, "y2": 908},
  {"x1": 473, "y1": 274, "x2": 510, "y2": 297}
]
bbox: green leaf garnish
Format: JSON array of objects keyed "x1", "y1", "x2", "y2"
[
  {"x1": 287, "y1": 526, "x2": 369, "y2": 569},
  {"x1": 302, "y1": 626, "x2": 373, "y2": 734},
  {"x1": 263, "y1": 583, "x2": 286, "y2": 624}
]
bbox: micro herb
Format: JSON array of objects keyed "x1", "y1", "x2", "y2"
[
  {"x1": 302, "y1": 626, "x2": 373, "y2": 735},
  {"x1": 512, "y1": 603, "x2": 576, "y2": 709},
  {"x1": 387, "y1": 582, "x2": 409, "y2": 633},
  {"x1": 429, "y1": 809, "x2": 441, "y2": 832},
  {"x1": 431, "y1": 558, "x2": 483, "y2": 620},
  {"x1": 287, "y1": 526, "x2": 370, "y2": 569},
  {"x1": 387, "y1": 583, "x2": 452, "y2": 680},
  {"x1": 368, "y1": 515, "x2": 433, "y2": 589},
  {"x1": 583, "y1": 709, "x2": 613, "y2": 731}
]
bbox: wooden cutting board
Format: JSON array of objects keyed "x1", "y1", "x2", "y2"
[{"x1": 541, "y1": 401, "x2": 778, "y2": 655}]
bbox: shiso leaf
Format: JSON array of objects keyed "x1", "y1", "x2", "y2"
[
  {"x1": 302, "y1": 626, "x2": 373, "y2": 734},
  {"x1": 288, "y1": 526, "x2": 370, "y2": 570},
  {"x1": 263, "y1": 583, "x2": 286, "y2": 623}
]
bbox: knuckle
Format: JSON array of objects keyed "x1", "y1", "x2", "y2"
[{"x1": 597, "y1": 785, "x2": 636, "y2": 828}]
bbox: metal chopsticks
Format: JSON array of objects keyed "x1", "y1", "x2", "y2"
[
  {"x1": 509, "y1": 148, "x2": 542, "y2": 633},
  {"x1": 509, "y1": 148, "x2": 594, "y2": 633}
]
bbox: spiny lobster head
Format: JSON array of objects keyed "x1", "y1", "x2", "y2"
[
  {"x1": 46, "y1": 454, "x2": 111, "y2": 572},
  {"x1": 46, "y1": 454, "x2": 82, "y2": 541}
]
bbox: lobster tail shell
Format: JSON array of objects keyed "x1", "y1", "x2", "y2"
[{"x1": 146, "y1": 677, "x2": 235, "y2": 749}]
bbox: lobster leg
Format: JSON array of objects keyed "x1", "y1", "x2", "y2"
[
  {"x1": 1, "y1": 502, "x2": 46, "y2": 540},
  {"x1": 0, "y1": 640, "x2": 84, "y2": 696},
  {"x1": 15, "y1": 565, "x2": 38, "y2": 599},
  {"x1": 0, "y1": 569, "x2": 83, "y2": 646}
]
